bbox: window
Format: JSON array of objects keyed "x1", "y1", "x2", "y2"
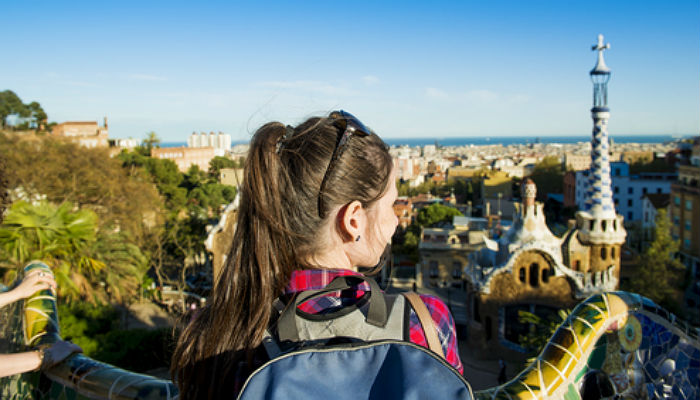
[
  {"x1": 675, "y1": 196, "x2": 681, "y2": 206},
  {"x1": 574, "y1": 260, "x2": 581, "y2": 270},
  {"x1": 628, "y1": 199, "x2": 633, "y2": 207},
  {"x1": 628, "y1": 212, "x2": 633, "y2": 220},
  {"x1": 642, "y1": 188, "x2": 648, "y2": 195},
  {"x1": 614, "y1": 168, "x2": 620, "y2": 176},
  {"x1": 686, "y1": 200, "x2": 693, "y2": 211},
  {"x1": 529, "y1": 263, "x2": 539, "y2": 287},
  {"x1": 601, "y1": 247, "x2": 607, "y2": 260},
  {"x1": 628, "y1": 187, "x2": 633, "y2": 195},
  {"x1": 503, "y1": 306, "x2": 528, "y2": 343},
  {"x1": 429, "y1": 261, "x2": 438, "y2": 278},
  {"x1": 519, "y1": 268, "x2": 526, "y2": 283},
  {"x1": 656, "y1": 188, "x2": 662, "y2": 194},
  {"x1": 674, "y1": 216, "x2": 680, "y2": 226},
  {"x1": 614, "y1": 186, "x2": 619, "y2": 194},
  {"x1": 452, "y1": 262, "x2": 462, "y2": 279},
  {"x1": 684, "y1": 239, "x2": 691, "y2": 249},
  {"x1": 686, "y1": 221, "x2": 692, "y2": 231},
  {"x1": 615, "y1": 198, "x2": 619, "y2": 205},
  {"x1": 611, "y1": 247, "x2": 616, "y2": 258},
  {"x1": 541, "y1": 267, "x2": 550, "y2": 283}
]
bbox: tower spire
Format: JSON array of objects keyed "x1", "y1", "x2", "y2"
[{"x1": 576, "y1": 34, "x2": 626, "y2": 245}]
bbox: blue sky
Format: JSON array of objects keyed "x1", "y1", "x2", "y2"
[{"x1": 2, "y1": 1, "x2": 698, "y2": 141}]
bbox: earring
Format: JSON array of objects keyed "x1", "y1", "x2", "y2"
[{"x1": 355, "y1": 235, "x2": 361, "y2": 242}]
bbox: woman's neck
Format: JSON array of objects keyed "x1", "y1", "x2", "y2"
[{"x1": 307, "y1": 246, "x2": 356, "y2": 272}]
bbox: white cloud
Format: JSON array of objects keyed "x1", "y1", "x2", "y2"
[
  {"x1": 425, "y1": 87, "x2": 449, "y2": 99},
  {"x1": 361, "y1": 75, "x2": 380, "y2": 85},
  {"x1": 464, "y1": 89, "x2": 499, "y2": 102}
]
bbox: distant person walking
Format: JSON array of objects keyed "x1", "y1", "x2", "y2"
[{"x1": 498, "y1": 359, "x2": 507, "y2": 385}]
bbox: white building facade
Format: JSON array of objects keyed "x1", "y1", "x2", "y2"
[
  {"x1": 187, "y1": 131, "x2": 231, "y2": 157},
  {"x1": 575, "y1": 161, "x2": 675, "y2": 222}
]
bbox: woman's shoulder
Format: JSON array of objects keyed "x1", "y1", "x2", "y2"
[{"x1": 415, "y1": 293, "x2": 452, "y2": 321}]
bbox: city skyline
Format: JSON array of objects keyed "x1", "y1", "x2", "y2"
[{"x1": 1, "y1": 0, "x2": 698, "y2": 141}]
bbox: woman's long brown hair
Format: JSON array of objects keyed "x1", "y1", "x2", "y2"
[{"x1": 170, "y1": 115, "x2": 393, "y2": 399}]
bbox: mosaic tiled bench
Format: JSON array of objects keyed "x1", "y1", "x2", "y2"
[{"x1": 2, "y1": 261, "x2": 699, "y2": 399}]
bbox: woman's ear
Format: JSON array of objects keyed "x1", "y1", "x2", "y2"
[{"x1": 337, "y1": 200, "x2": 365, "y2": 242}]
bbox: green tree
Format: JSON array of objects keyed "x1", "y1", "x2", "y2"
[
  {"x1": 142, "y1": 131, "x2": 160, "y2": 153},
  {"x1": 629, "y1": 158, "x2": 675, "y2": 174},
  {"x1": 118, "y1": 150, "x2": 184, "y2": 211},
  {"x1": 184, "y1": 165, "x2": 208, "y2": 191},
  {"x1": 1, "y1": 134, "x2": 164, "y2": 243},
  {"x1": 624, "y1": 209, "x2": 685, "y2": 312},
  {"x1": 0, "y1": 201, "x2": 102, "y2": 300},
  {"x1": 91, "y1": 231, "x2": 149, "y2": 304},
  {"x1": 415, "y1": 203, "x2": 463, "y2": 227},
  {"x1": 26, "y1": 102, "x2": 47, "y2": 129},
  {"x1": 0, "y1": 90, "x2": 27, "y2": 129},
  {"x1": 0, "y1": 201, "x2": 148, "y2": 303},
  {"x1": 529, "y1": 156, "x2": 564, "y2": 201},
  {"x1": 397, "y1": 180, "x2": 436, "y2": 197},
  {"x1": 208, "y1": 156, "x2": 237, "y2": 178}
]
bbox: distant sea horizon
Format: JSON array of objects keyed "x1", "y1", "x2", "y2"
[{"x1": 159, "y1": 134, "x2": 685, "y2": 148}]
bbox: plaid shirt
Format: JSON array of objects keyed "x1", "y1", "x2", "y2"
[{"x1": 286, "y1": 268, "x2": 464, "y2": 374}]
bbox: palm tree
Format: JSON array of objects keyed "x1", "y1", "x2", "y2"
[
  {"x1": 90, "y1": 231, "x2": 148, "y2": 304},
  {"x1": 143, "y1": 131, "x2": 161, "y2": 154},
  {"x1": 0, "y1": 201, "x2": 147, "y2": 303}
]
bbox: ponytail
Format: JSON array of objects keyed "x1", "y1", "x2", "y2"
[
  {"x1": 171, "y1": 115, "x2": 392, "y2": 399},
  {"x1": 171, "y1": 123, "x2": 295, "y2": 399}
]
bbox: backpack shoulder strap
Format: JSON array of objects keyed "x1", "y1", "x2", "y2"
[{"x1": 402, "y1": 292, "x2": 446, "y2": 360}]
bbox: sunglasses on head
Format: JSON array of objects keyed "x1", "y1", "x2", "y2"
[{"x1": 317, "y1": 110, "x2": 372, "y2": 219}]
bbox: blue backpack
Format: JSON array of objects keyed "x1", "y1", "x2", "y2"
[{"x1": 236, "y1": 275, "x2": 473, "y2": 400}]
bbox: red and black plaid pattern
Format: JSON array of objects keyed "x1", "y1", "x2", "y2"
[{"x1": 286, "y1": 269, "x2": 464, "y2": 374}]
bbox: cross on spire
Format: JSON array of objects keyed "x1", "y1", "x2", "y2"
[
  {"x1": 590, "y1": 34, "x2": 611, "y2": 75},
  {"x1": 592, "y1": 34, "x2": 610, "y2": 54}
]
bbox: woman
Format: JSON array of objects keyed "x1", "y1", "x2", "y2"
[{"x1": 171, "y1": 111, "x2": 463, "y2": 399}]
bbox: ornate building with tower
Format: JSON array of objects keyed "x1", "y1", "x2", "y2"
[{"x1": 463, "y1": 35, "x2": 627, "y2": 361}]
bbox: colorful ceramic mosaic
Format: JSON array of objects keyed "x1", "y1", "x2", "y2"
[
  {"x1": 3, "y1": 262, "x2": 699, "y2": 399},
  {"x1": 2, "y1": 262, "x2": 177, "y2": 400},
  {"x1": 476, "y1": 291, "x2": 700, "y2": 399}
]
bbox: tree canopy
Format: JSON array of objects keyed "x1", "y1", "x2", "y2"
[
  {"x1": 0, "y1": 90, "x2": 47, "y2": 129},
  {"x1": 1, "y1": 131, "x2": 237, "y2": 303},
  {"x1": 0, "y1": 201, "x2": 147, "y2": 303},
  {"x1": 0, "y1": 134, "x2": 163, "y2": 242},
  {"x1": 624, "y1": 209, "x2": 685, "y2": 314},
  {"x1": 415, "y1": 202, "x2": 463, "y2": 227},
  {"x1": 208, "y1": 156, "x2": 237, "y2": 177},
  {"x1": 529, "y1": 156, "x2": 564, "y2": 201}
]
